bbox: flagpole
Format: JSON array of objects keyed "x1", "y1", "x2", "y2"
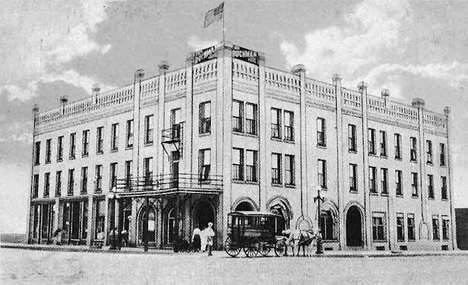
[{"x1": 222, "y1": 2, "x2": 225, "y2": 44}]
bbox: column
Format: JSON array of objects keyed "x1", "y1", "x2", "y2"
[
  {"x1": 156, "y1": 62, "x2": 169, "y2": 176},
  {"x1": 258, "y1": 53, "x2": 267, "y2": 210},
  {"x1": 184, "y1": 54, "x2": 194, "y2": 178},
  {"x1": 444, "y1": 107, "x2": 457, "y2": 250},
  {"x1": 132, "y1": 69, "x2": 145, "y2": 181},
  {"x1": 86, "y1": 195, "x2": 93, "y2": 246}
]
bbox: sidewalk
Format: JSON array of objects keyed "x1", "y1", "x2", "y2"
[{"x1": 2, "y1": 242, "x2": 468, "y2": 258}]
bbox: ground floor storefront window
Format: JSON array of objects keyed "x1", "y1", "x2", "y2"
[
  {"x1": 31, "y1": 203, "x2": 54, "y2": 244},
  {"x1": 61, "y1": 200, "x2": 88, "y2": 245}
]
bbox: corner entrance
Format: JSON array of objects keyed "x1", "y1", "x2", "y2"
[
  {"x1": 193, "y1": 201, "x2": 215, "y2": 230},
  {"x1": 346, "y1": 205, "x2": 363, "y2": 247}
]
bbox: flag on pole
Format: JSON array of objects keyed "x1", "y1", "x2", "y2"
[{"x1": 203, "y1": 2, "x2": 224, "y2": 28}]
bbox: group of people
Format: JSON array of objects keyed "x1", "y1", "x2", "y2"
[{"x1": 191, "y1": 222, "x2": 215, "y2": 256}]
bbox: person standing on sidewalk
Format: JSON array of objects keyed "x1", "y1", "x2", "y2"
[
  {"x1": 205, "y1": 222, "x2": 215, "y2": 256},
  {"x1": 192, "y1": 226, "x2": 201, "y2": 252}
]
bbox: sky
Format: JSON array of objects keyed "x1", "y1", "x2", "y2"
[{"x1": 1, "y1": 0, "x2": 467, "y2": 234}]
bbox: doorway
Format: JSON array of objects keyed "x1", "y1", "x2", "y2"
[
  {"x1": 193, "y1": 201, "x2": 215, "y2": 230},
  {"x1": 346, "y1": 205, "x2": 363, "y2": 247},
  {"x1": 138, "y1": 206, "x2": 156, "y2": 246}
]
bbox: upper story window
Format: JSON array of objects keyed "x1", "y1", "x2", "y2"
[
  {"x1": 245, "y1": 103, "x2": 257, "y2": 135},
  {"x1": 368, "y1": 128, "x2": 376, "y2": 155},
  {"x1": 232, "y1": 148, "x2": 244, "y2": 181},
  {"x1": 317, "y1": 159, "x2": 327, "y2": 189},
  {"x1": 271, "y1": 108, "x2": 281, "y2": 139},
  {"x1": 380, "y1": 131, "x2": 387, "y2": 157},
  {"x1": 67, "y1": 168, "x2": 75, "y2": 196},
  {"x1": 395, "y1": 170, "x2": 403, "y2": 196},
  {"x1": 110, "y1": 162, "x2": 118, "y2": 188},
  {"x1": 410, "y1": 137, "x2": 417, "y2": 162},
  {"x1": 428, "y1": 174, "x2": 434, "y2": 199},
  {"x1": 245, "y1": 150, "x2": 258, "y2": 182},
  {"x1": 426, "y1": 140, "x2": 433, "y2": 164},
  {"x1": 45, "y1": 139, "x2": 51, "y2": 164},
  {"x1": 317, "y1": 118, "x2": 326, "y2": 147},
  {"x1": 369, "y1": 166, "x2": 377, "y2": 193},
  {"x1": 95, "y1": 165, "x2": 103, "y2": 193},
  {"x1": 144, "y1": 115, "x2": 154, "y2": 144},
  {"x1": 441, "y1": 176, "x2": 448, "y2": 200},
  {"x1": 199, "y1": 101, "x2": 211, "y2": 134},
  {"x1": 143, "y1": 157, "x2": 153, "y2": 184},
  {"x1": 82, "y1": 130, "x2": 89, "y2": 157},
  {"x1": 380, "y1": 168, "x2": 388, "y2": 194},
  {"x1": 411, "y1": 172, "x2": 418, "y2": 197},
  {"x1": 199, "y1": 149, "x2": 211, "y2": 181},
  {"x1": 96, "y1": 127, "x2": 104, "y2": 154},
  {"x1": 44, "y1": 172, "x2": 50, "y2": 198},
  {"x1": 272, "y1": 153, "x2": 282, "y2": 184},
  {"x1": 81, "y1": 167, "x2": 88, "y2": 194},
  {"x1": 349, "y1": 163, "x2": 357, "y2": 192},
  {"x1": 126, "y1": 120, "x2": 134, "y2": 148},
  {"x1": 69, "y1": 133, "x2": 76, "y2": 159},
  {"x1": 394, "y1": 133, "x2": 402, "y2": 160},
  {"x1": 111, "y1": 123, "x2": 119, "y2": 151},
  {"x1": 57, "y1": 136, "x2": 64, "y2": 161},
  {"x1": 55, "y1": 171, "x2": 62, "y2": 197},
  {"x1": 348, "y1": 124, "x2": 357, "y2": 152},
  {"x1": 285, "y1": 154, "x2": 295, "y2": 186},
  {"x1": 32, "y1": 174, "x2": 39, "y2": 198},
  {"x1": 34, "y1": 141, "x2": 41, "y2": 165},
  {"x1": 439, "y1": 143, "x2": 446, "y2": 166},
  {"x1": 284, "y1": 110, "x2": 294, "y2": 141},
  {"x1": 124, "y1": 160, "x2": 132, "y2": 189},
  {"x1": 233, "y1": 100, "x2": 243, "y2": 132}
]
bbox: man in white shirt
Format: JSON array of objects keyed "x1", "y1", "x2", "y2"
[{"x1": 205, "y1": 222, "x2": 215, "y2": 256}]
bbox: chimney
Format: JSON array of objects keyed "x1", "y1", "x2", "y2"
[
  {"x1": 134, "y1": 69, "x2": 145, "y2": 82},
  {"x1": 32, "y1": 104, "x2": 39, "y2": 123},
  {"x1": 332, "y1": 74, "x2": 342, "y2": 85},
  {"x1": 158, "y1": 61, "x2": 169, "y2": 75},
  {"x1": 381, "y1": 89, "x2": 390, "y2": 99},
  {"x1": 358, "y1": 81, "x2": 367, "y2": 92},
  {"x1": 92, "y1": 84, "x2": 101, "y2": 104},
  {"x1": 60, "y1": 95, "x2": 68, "y2": 115},
  {"x1": 291, "y1": 64, "x2": 305, "y2": 76},
  {"x1": 411, "y1": 98, "x2": 425, "y2": 109}
]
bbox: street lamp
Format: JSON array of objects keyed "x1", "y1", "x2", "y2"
[{"x1": 314, "y1": 187, "x2": 324, "y2": 254}]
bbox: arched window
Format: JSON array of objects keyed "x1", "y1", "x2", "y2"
[
  {"x1": 320, "y1": 203, "x2": 338, "y2": 241},
  {"x1": 165, "y1": 208, "x2": 176, "y2": 244}
]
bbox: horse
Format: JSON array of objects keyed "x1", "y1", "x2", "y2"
[{"x1": 282, "y1": 229, "x2": 317, "y2": 257}]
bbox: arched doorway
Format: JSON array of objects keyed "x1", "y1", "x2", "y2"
[
  {"x1": 346, "y1": 205, "x2": 363, "y2": 247},
  {"x1": 164, "y1": 208, "x2": 176, "y2": 244},
  {"x1": 137, "y1": 206, "x2": 156, "y2": 246},
  {"x1": 193, "y1": 201, "x2": 215, "y2": 230},
  {"x1": 235, "y1": 201, "x2": 254, "y2": 211}
]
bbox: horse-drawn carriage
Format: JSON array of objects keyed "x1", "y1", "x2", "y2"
[{"x1": 224, "y1": 211, "x2": 288, "y2": 257}]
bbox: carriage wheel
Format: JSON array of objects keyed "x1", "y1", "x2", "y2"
[
  {"x1": 274, "y1": 240, "x2": 287, "y2": 257},
  {"x1": 224, "y1": 237, "x2": 241, "y2": 257},
  {"x1": 258, "y1": 241, "x2": 271, "y2": 257},
  {"x1": 243, "y1": 237, "x2": 260, "y2": 258}
]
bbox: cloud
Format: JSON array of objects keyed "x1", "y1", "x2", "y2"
[
  {"x1": 0, "y1": 122, "x2": 33, "y2": 144},
  {"x1": 187, "y1": 36, "x2": 218, "y2": 51}
]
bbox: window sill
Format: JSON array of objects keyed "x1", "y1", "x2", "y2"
[
  {"x1": 427, "y1": 162, "x2": 433, "y2": 166},
  {"x1": 317, "y1": 144, "x2": 327, "y2": 149},
  {"x1": 45, "y1": 161, "x2": 51, "y2": 164},
  {"x1": 428, "y1": 197, "x2": 435, "y2": 200},
  {"x1": 284, "y1": 139, "x2": 295, "y2": 144},
  {"x1": 410, "y1": 160, "x2": 418, "y2": 164},
  {"x1": 348, "y1": 150, "x2": 357, "y2": 154},
  {"x1": 350, "y1": 190, "x2": 358, "y2": 194},
  {"x1": 199, "y1": 132, "x2": 211, "y2": 137},
  {"x1": 396, "y1": 194, "x2": 404, "y2": 198},
  {"x1": 57, "y1": 159, "x2": 63, "y2": 162},
  {"x1": 372, "y1": 239, "x2": 387, "y2": 243},
  {"x1": 370, "y1": 192, "x2": 378, "y2": 196},
  {"x1": 110, "y1": 149, "x2": 118, "y2": 153},
  {"x1": 433, "y1": 239, "x2": 440, "y2": 242},
  {"x1": 69, "y1": 156, "x2": 76, "y2": 160},
  {"x1": 34, "y1": 163, "x2": 40, "y2": 166},
  {"x1": 408, "y1": 239, "x2": 416, "y2": 242},
  {"x1": 82, "y1": 154, "x2": 89, "y2": 158},
  {"x1": 285, "y1": 184, "x2": 296, "y2": 189},
  {"x1": 395, "y1": 157, "x2": 402, "y2": 161},
  {"x1": 125, "y1": 146, "x2": 133, "y2": 150},
  {"x1": 412, "y1": 195, "x2": 419, "y2": 199},
  {"x1": 380, "y1": 155, "x2": 388, "y2": 159},
  {"x1": 96, "y1": 151, "x2": 103, "y2": 155},
  {"x1": 368, "y1": 153, "x2": 377, "y2": 157},
  {"x1": 381, "y1": 193, "x2": 389, "y2": 197},
  {"x1": 144, "y1": 142, "x2": 154, "y2": 147},
  {"x1": 235, "y1": 132, "x2": 258, "y2": 139},
  {"x1": 397, "y1": 239, "x2": 405, "y2": 243},
  {"x1": 271, "y1": 183, "x2": 283, "y2": 188},
  {"x1": 440, "y1": 164, "x2": 446, "y2": 168},
  {"x1": 441, "y1": 198, "x2": 449, "y2": 201},
  {"x1": 271, "y1": 137, "x2": 282, "y2": 142},
  {"x1": 232, "y1": 179, "x2": 244, "y2": 184}
]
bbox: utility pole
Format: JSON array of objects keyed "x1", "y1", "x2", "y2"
[
  {"x1": 144, "y1": 196, "x2": 149, "y2": 252},
  {"x1": 314, "y1": 188, "x2": 324, "y2": 254}
]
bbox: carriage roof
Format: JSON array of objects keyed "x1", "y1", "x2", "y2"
[{"x1": 228, "y1": 211, "x2": 282, "y2": 218}]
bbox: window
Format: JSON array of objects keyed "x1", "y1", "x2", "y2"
[
  {"x1": 442, "y1": 217, "x2": 450, "y2": 240},
  {"x1": 81, "y1": 167, "x2": 88, "y2": 194},
  {"x1": 381, "y1": 168, "x2": 388, "y2": 194},
  {"x1": 124, "y1": 160, "x2": 132, "y2": 189},
  {"x1": 369, "y1": 166, "x2": 377, "y2": 193},
  {"x1": 410, "y1": 137, "x2": 417, "y2": 162},
  {"x1": 380, "y1": 130, "x2": 387, "y2": 157},
  {"x1": 57, "y1": 136, "x2": 63, "y2": 161},
  {"x1": 285, "y1": 155, "x2": 295, "y2": 186},
  {"x1": 245, "y1": 103, "x2": 257, "y2": 135},
  {"x1": 348, "y1": 124, "x2": 357, "y2": 152},
  {"x1": 96, "y1": 127, "x2": 104, "y2": 154},
  {"x1": 411, "y1": 172, "x2": 418, "y2": 197},
  {"x1": 320, "y1": 210, "x2": 336, "y2": 241},
  {"x1": 143, "y1": 157, "x2": 153, "y2": 185},
  {"x1": 284, "y1": 110, "x2": 294, "y2": 141},
  {"x1": 95, "y1": 200, "x2": 105, "y2": 240},
  {"x1": 82, "y1": 130, "x2": 89, "y2": 157},
  {"x1": 44, "y1": 172, "x2": 50, "y2": 198},
  {"x1": 372, "y1": 212, "x2": 386, "y2": 241},
  {"x1": 317, "y1": 118, "x2": 326, "y2": 147},
  {"x1": 110, "y1": 162, "x2": 118, "y2": 188},
  {"x1": 432, "y1": 216, "x2": 440, "y2": 240},
  {"x1": 95, "y1": 165, "x2": 103, "y2": 193},
  {"x1": 232, "y1": 148, "x2": 244, "y2": 181},
  {"x1": 349, "y1": 163, "x2": 357, "y2": 192},
  {"x1": 170, "y1": 108, "x2": 181, "y2": 140},
  {"x1": 271, "y1": 108, "x2": 281, "y2": 139},
  {"x1": 428, "y1": 174, "x2": 434, "y2": 199},
  {"x1": 111, "y1": 123, "x2": 119, "y2": 151},
  {"x1": 45, "y1": 139, "x2": 51, "y2": 163},
  {"x1": 272, "y1": 153, "x2": 282, "y2": 184},
  {"x1": 368, "y1": 128, "x2": 376, "y2": 155},
  {"x1": 441, "y1": 176, "x2": 448, "y2": 200},
  {"x1": 126, "y1": 120, "x2": 134, "y2": 148},
  {"x1": 397, "y1": 213, "x2": 405, "y2": 242},
  {"x1": 318, "y1": 159, "x2": 327, "y2": 189},
  {"x1": 233, "y1": 100, "x2": 243, "y2": 132},
  {"x1": 407, "y1": 214, "x2": 415, "y2": 241},
  {"x1": 34, "y1": 141, "x2": 41, "y2": 165},
  {"x1": 55, "y1": 171, "x2": 62, "y2": 197},
  {"x1": 67, "y1": 169, "x2": 74, "y2": 196},
  {"x1": 199, "y1": 101, "x2": 211, "y2": 134},
  {"x1": 395, "y1": 170, "x2": 403, "y2": 196},
  {"x1": 198, "y1": 149, "x2": 211, "y2": 181},
  {"x1": 245, "y1": 150, "x2": 258, "y2": 182},
  {"x1": 144, "y1": 115, "x2": 154, "y2": 144},
  {"x1": 426, "y1": 140, "x2": 433, "y2": 164},
  {"x1": 440, "y1": 143, "x2": 446, "y2": 166},
  {"x1": 68, "y1": 133, "x2": 76, "y2": 159},
  {"x1": 32, "y1": 174, "x2": 39, "y2": 198},
  {"x1": 394, "y1": 133, "x2": 402, "y2": 159}
]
